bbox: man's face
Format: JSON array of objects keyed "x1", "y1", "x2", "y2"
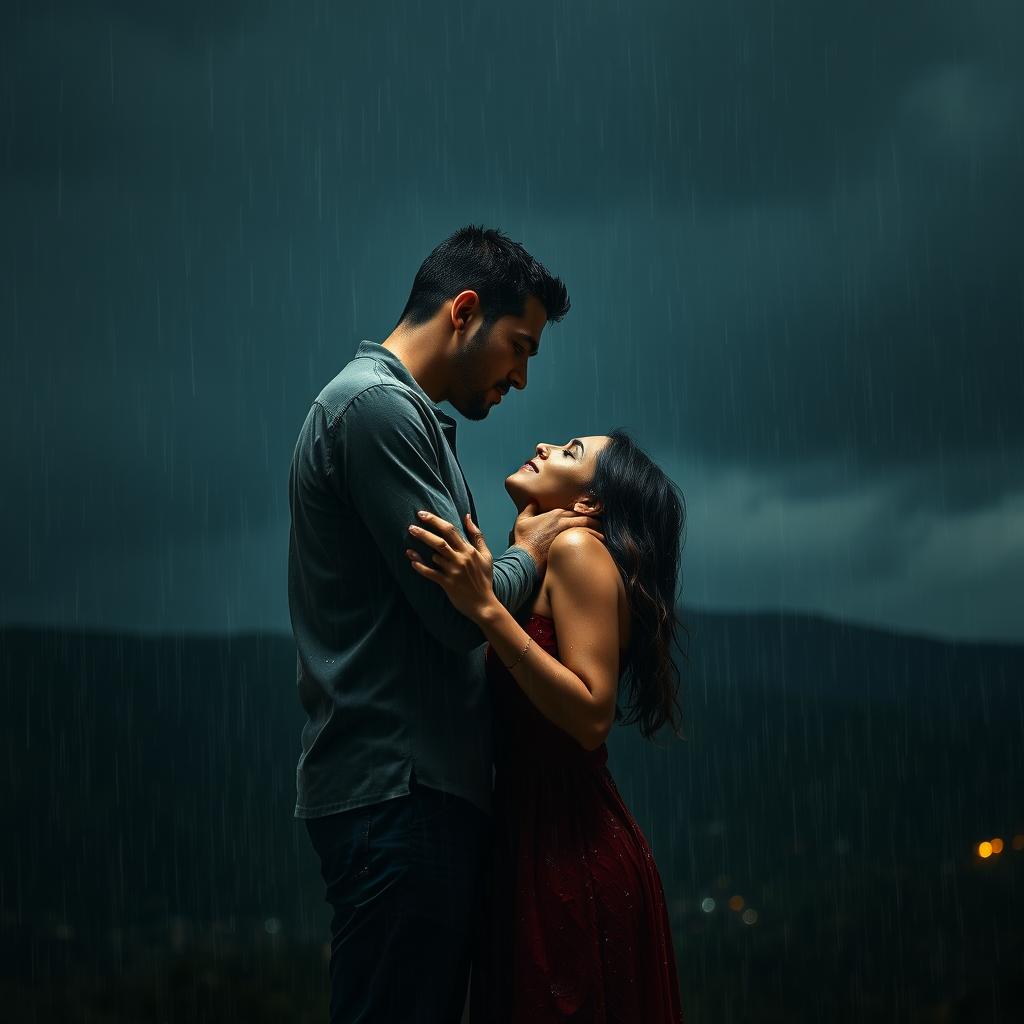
[{"x1": 449, "y1": 294, "x2": 548, "y2": 421}]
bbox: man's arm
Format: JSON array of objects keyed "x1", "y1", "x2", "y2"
[
  {"x1": 331, "y1": 386, "x2": 536, "y2": 652},
  {"x1": 491, "y1": 543, "x2": 538, "y2": 613}
]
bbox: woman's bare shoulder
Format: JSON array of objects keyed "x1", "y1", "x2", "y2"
[
  {"x1": 548, "y1": 528, "x2": 619, "y2": 585},
  {"x1": 532, "y1": 529, "x2": 624, "y2": 623},
  {"x1": 549, "y1": 526, "x2": 611, "y2": 557}
]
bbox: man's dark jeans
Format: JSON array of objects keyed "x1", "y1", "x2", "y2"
[{"x1": 304, "y1": 772, "x2": 491, "y2": 1023}]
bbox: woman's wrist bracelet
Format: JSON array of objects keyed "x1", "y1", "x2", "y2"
[{"x1": 505, "y1": 636, "x2": 533, "y2": 671}]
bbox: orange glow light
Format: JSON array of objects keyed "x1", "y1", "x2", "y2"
[
  {"x1": 990, "y1": 838, "x2": 1004, "y2": 854},
  {"x1": 1012, "y1": 835, "x2": 1024, "y2": 851},
  {"x1": 978, "y1": 842, "x2": 993, "y2": 859},
  {"x1": 728, "y1": 895, "x2": 745, "y2": 912}
]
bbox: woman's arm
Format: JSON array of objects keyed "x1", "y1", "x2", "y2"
[
  {"x1": 406, "y1": 512, "x2": 620, "y2": 751},
  {"x1": 481, "y1": 529, "x2": 621, "y2": 750}
]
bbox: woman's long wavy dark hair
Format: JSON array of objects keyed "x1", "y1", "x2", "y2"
[{"x1": 588, "y1": 430, "x2": 688, "y2": 741}]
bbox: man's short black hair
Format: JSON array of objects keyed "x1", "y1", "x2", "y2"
[{"x1": 397, "y1": 225, "x2": 570, "y2": 330}]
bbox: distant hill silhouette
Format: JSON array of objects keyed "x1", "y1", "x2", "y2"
[{"x1": 1, "y1": 610, "x2": 1021, "y2": 1021}]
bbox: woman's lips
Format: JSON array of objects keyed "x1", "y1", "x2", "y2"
[{"x1": 521, "y1": 460, "x2": 539, "y2": 473}]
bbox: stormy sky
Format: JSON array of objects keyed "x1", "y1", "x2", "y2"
[{"x1": 2, "y1": 0, "x2": 1022, "y2": 641}]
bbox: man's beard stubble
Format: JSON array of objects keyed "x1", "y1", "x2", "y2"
[{"x1": 451, "y1": 320, "x2": 499, "y2": 421}]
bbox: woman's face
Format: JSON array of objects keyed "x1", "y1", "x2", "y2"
[{"x1": 504, "y1": 435, "x2": 612, "y2": 513}]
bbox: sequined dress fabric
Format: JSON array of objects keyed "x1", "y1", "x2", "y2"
[{"x1": 470, "y1": 614, "x2": 684, "y2": 1023}]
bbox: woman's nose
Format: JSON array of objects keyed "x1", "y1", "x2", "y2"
[{"x1": 535, "y1": 443, "x2": 549, "y2": 459}]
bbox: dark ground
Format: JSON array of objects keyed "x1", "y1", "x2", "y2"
[{"x1": 2, "y1": 611, "x2": 1022, "y2": 1021}]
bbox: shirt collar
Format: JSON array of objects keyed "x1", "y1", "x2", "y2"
[{"x1": 354, "y1": 340, "x2": 456, "y2": 426}]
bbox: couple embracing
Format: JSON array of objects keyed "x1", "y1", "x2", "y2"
[{"x1": 288, "y1": 226, "x2": 686, "y2": 1023}]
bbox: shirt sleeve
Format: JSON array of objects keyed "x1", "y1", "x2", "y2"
[{"x1": 330, "y1": 385, "x2": 538, "y2": 653}]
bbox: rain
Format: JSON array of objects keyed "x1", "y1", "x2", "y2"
[{"x1": 1, "y1": 1, "x2": 1022, "y2": 1021}]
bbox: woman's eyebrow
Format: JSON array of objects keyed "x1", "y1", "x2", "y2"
[{"x1": 570, "y1": 439, "x2": 585, "y2": 457}]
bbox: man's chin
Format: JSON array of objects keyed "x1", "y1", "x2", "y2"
[{"x1": 452, "y1": 394, "x2": 493, "y2": 421}]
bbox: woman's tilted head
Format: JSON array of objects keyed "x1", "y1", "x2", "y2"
[
  {"x1": 507, "y1": 430, "x2": 689, "y2": 741},
  {"x1": 504, "y1": 435, "x2": 613, "y2": 515}
]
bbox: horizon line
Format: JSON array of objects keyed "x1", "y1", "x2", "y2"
[{"x1": 1, "y1": 605, "x2": 1021, "y2": 649}]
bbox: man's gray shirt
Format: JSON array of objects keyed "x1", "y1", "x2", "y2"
[{"x1": 287, "y1": 341, "x2": 538, "y2": 819}]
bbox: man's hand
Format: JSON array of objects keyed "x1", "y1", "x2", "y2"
[{"x1": 512, "y1": 503, "x2": 604, "y2": 574}]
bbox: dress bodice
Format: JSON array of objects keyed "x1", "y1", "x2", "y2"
[{"x1": 485, "y1": 613, "x2": 608, "y2": 773}]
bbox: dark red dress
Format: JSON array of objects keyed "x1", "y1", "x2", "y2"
[{"x1": 470, "y1": 613, "x2": 684, "y2": 1023}]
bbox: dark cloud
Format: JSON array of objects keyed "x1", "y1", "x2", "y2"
[
  {"x1": 5, "y1": 1, "x2": 1017, "y2": 201},
  {"x1": 1, "y1": 0, "x2": 263, "y2": 47},
  {"x1": 2, "y1": 0, "x2": 1021, "y2": 636}
]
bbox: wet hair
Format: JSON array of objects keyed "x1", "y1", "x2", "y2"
[
  {"x1": 397, "y1": 225, "x2": 570, "y2": 331},
  {"x1": 588, "y1": 430, "x2": 689, "y2": 741}
]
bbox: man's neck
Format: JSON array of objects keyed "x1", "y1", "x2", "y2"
[{"x1": 381, "y1": 325, "x2": 450, "y2": 404}]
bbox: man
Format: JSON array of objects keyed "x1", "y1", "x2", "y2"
[{"x1": 288, "y1": 226, "x2": 594, "y2": 1023}]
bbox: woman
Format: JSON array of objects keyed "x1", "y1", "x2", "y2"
[{"x1": 405, "y1": 430, "x2": 687, "y2": 1023}]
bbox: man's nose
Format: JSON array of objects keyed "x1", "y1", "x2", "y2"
[{"x1": 510, "y1": 366, "x2": 527, "y2": 390}]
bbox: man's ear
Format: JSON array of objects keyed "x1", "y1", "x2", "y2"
[
  {"x1": 572, "y1": 495, "x2": 603, "y2": 517},
  {"x1": 450, "y1": 289, "x2": 480, "y2": 332}
]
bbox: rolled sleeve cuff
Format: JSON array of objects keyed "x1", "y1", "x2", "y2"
[{"x1": 492, "y1": 545, "x2": 540, "y2": 612}]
